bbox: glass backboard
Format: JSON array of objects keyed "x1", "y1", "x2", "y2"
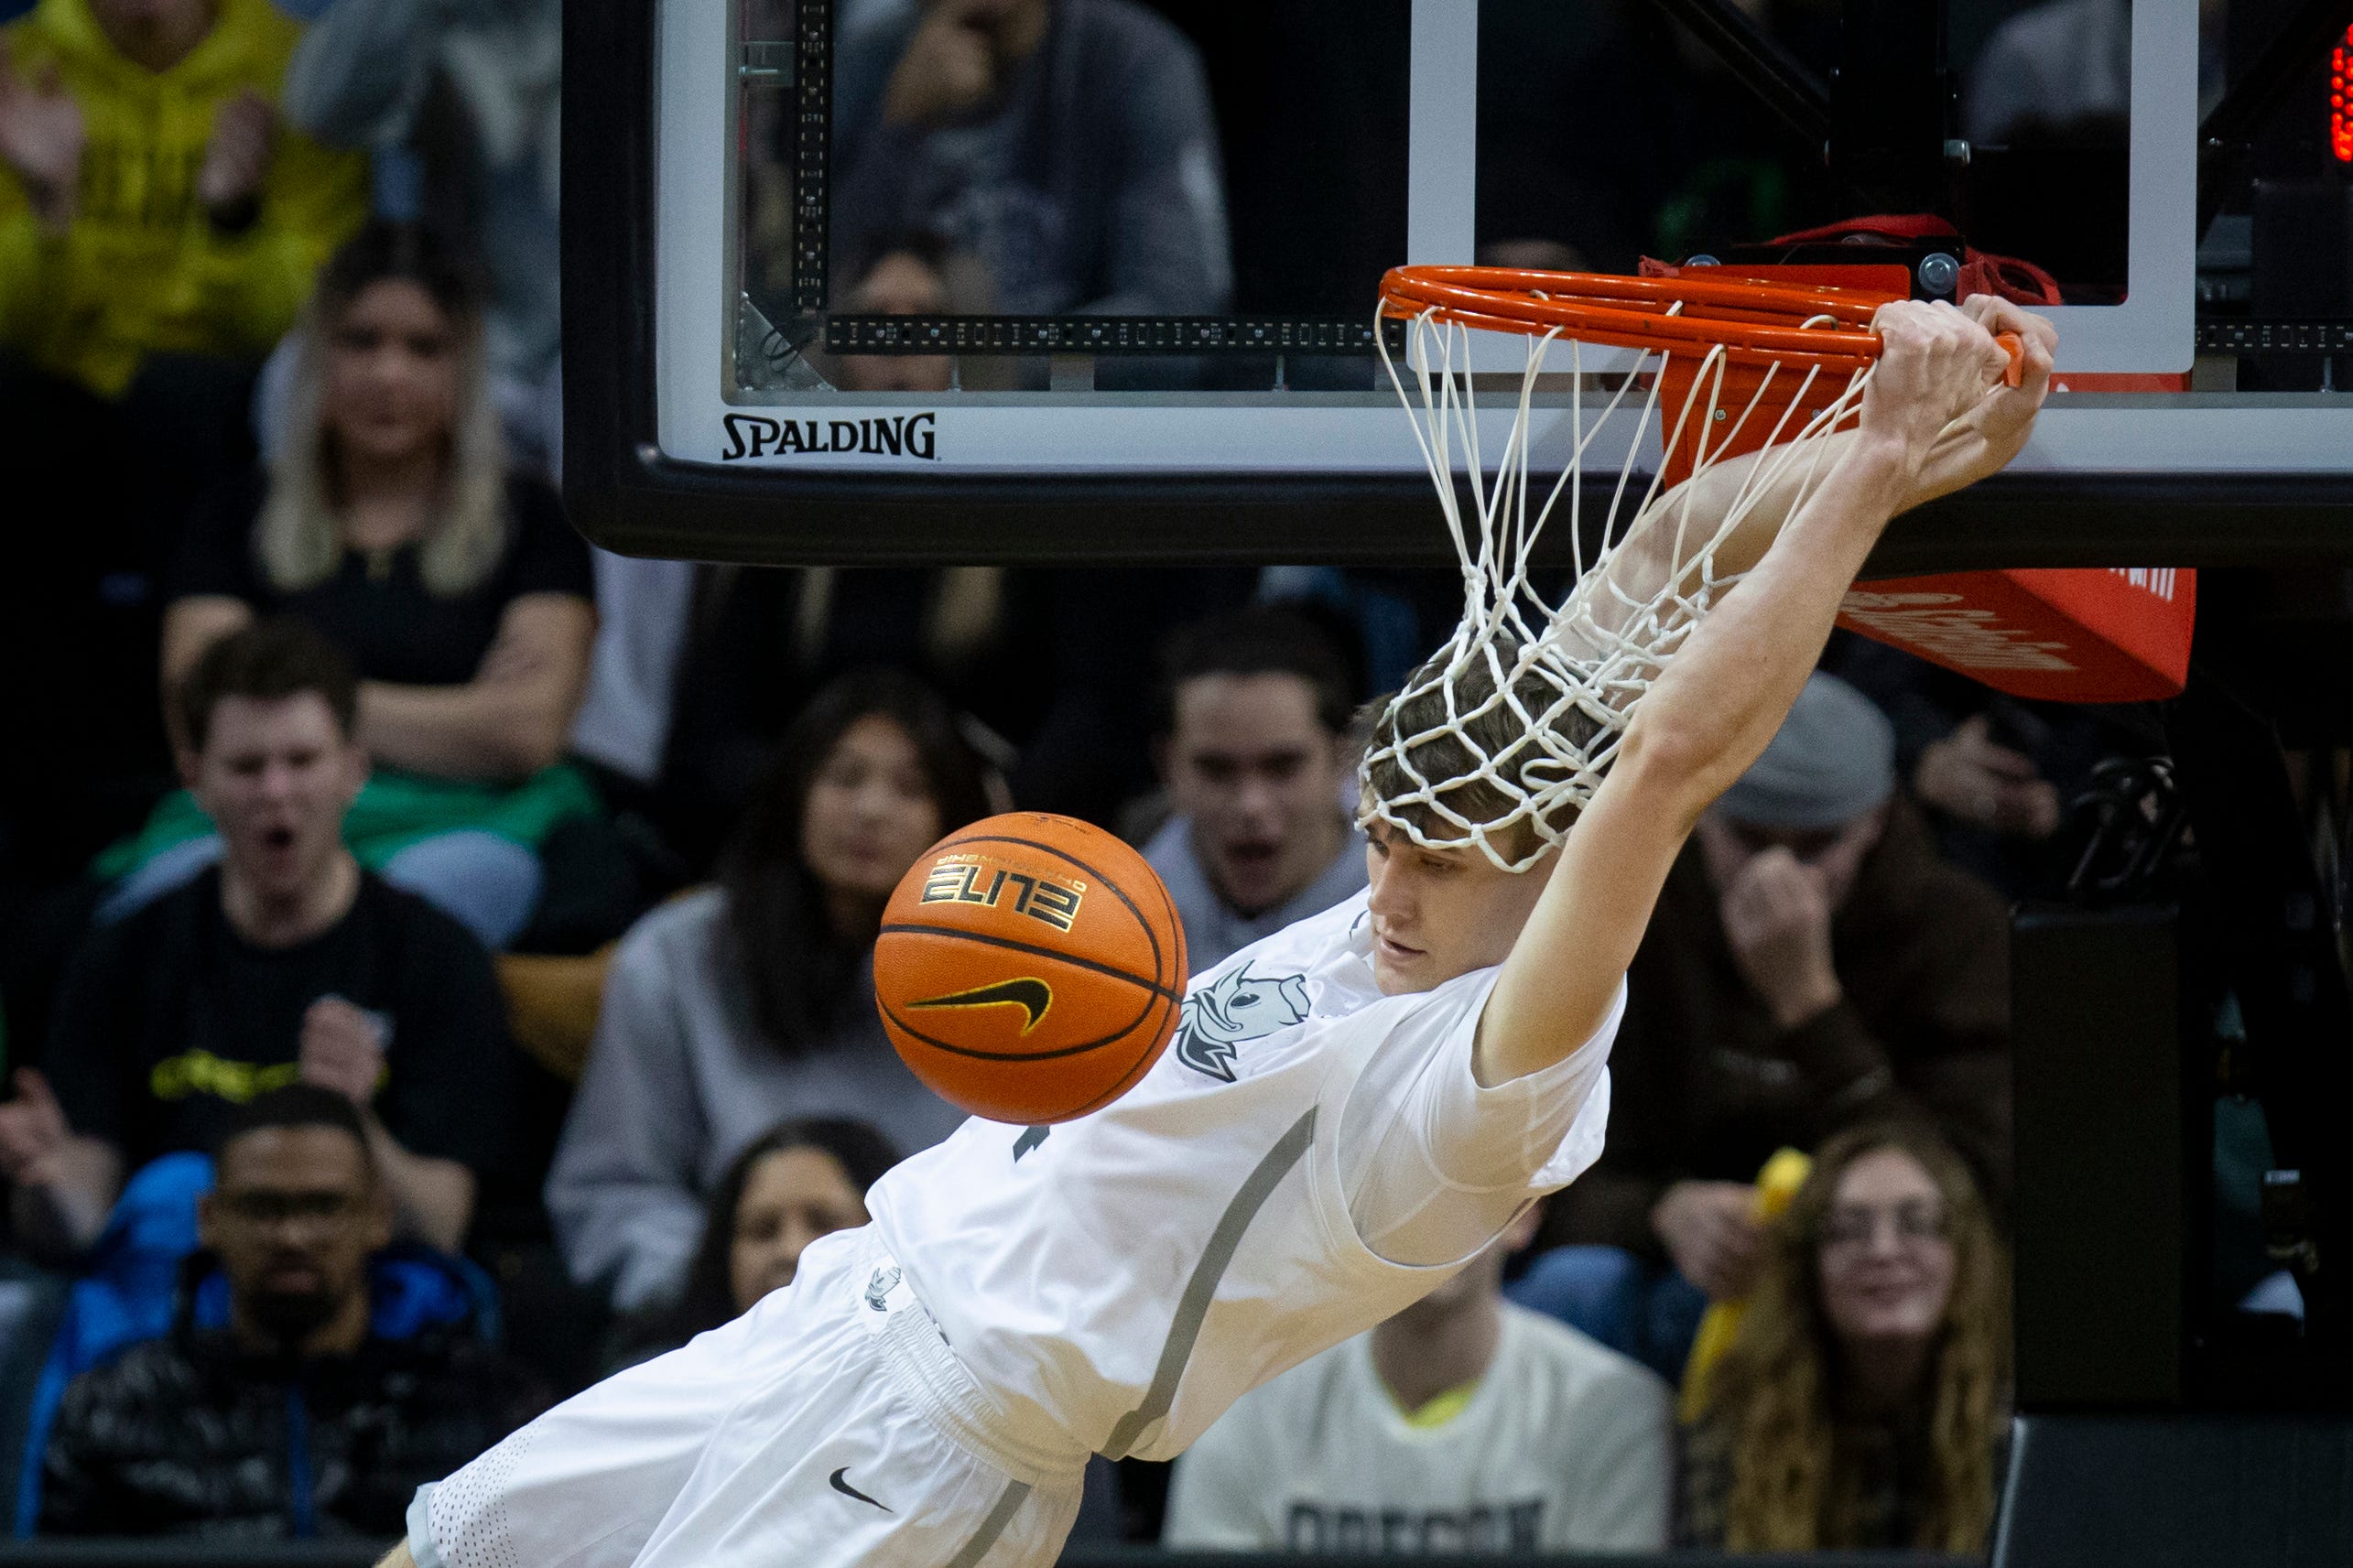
[{"x1": 565, "y1": 0, "x2": 2353, "y2": 567}]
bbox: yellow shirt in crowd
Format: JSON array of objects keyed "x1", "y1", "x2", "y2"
[{"x1": 0, "y1": 0, "x2": 367, "y2": 398}]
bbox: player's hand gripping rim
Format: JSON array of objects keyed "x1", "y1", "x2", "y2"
[
  {"x1": 1898, "y1": 295, "x2": 2059, "y2": 507},
  {"x1": 1857, "y1": 298, "x2": 2053, "y2": 502}
]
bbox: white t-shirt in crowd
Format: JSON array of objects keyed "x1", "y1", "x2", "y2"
[
  {"x1": 867, "y1": 890, "x2": 1619, "y2": 1467},
  {"x1": 1163, "y1": 1301, "x2": 1673, "y2": 1553}
]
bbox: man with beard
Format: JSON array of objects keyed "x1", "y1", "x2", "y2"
[
  {"x1": 1144, "y1": 608, "x2": 1368, "y2": 973},
  {"x1": 38, "y1": 1085, "x2": 545, "y2": 1537},
  {"x1": 0, "y1": 621, "x2": 517, "y2": 1255}
]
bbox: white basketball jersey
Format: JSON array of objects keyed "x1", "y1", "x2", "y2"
[{"x1": 867, "y1": 892, "x2": 1614, "y2": 1465}]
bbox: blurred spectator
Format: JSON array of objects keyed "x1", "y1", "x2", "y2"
[
  {"x1": 270, "y1": 0, "x2": 707, "y2": 866},
  {"x1": 1824, "y1": 633, "x2": 2167, "y2": 900},
  {"x1": 1165, "y1": 1204, "x2": 1672, "y2": 1552},
  {"x1": 279, "y1": 0, "x2": 561, "y2": 449},
  {"x1": 4, "y1": 622, "x2": 518, "y2": 1257},
  {"x1": 1471, "y1": 0, "x2": 1845, "y2": 273},
  {"x1": 38, "y1": 1086, "x2": 546, "y2": 1537},
  {"x1": 548, "y1": 670, "x2": 991, "y2": 1312},
  {"x1": 106, "y1": 221, "x2": 598, "y2": 949},
  {"x1": 657, "y1": 566, "x2": 1039, "y2": 872},
  {"x1": 1966, "y1": 0, "x2": 2128, "y2": 146},
  {"x1": 1533, "y1": 675, "x2": 2008, "y2": 1372},
  {"x1": 606, "y1": 1117, "x2": 899, "y2": 1369},
  {"x1": 661, "y1": 567, "x2": 1257, "y2": 865},
  {"x1": 0, "y1": 0, "x2": 367, "y2": 399},
  {"x1": 0, "y1": 0, "x2": 369, "y2": 878},
  {"x1": 832, "y1": 0, "x2": 1231, "y2": 316},
  {"x1": 1679, "y1": 1121, "x2": 2009, "y2": 1553},
  {"x1": 1966, "y1": 0, "x2": 2227, "y2": 147},
  {"x1": 825, "y1": 230, "x2": 1018, "y2": 394},
  {"x1": 836, "y1": 241, "x2": 961, "y2": 393},
  {"x1": 1143, "y1": 607, "x2": 1366, "y2": 974}
]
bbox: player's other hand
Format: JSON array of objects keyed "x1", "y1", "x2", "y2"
[
  {"x1": 1654, "y1": 1180, "x2": 1766, "y2": 1300},
  {"x1": 1860, "y1": 300, "x2": 2017, "y2": 467}
]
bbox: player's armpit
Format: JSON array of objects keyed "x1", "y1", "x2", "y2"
[{"x1": 373, "y1": 1541, "x2": 417, "y2": 1568}]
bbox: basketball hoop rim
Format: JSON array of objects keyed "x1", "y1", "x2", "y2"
[{"x1": 1380, "y1": 265, "x2": 1903, "y2": 373}]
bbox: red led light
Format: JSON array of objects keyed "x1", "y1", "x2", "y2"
[{"x1": 2337, "y1": 28, "x2": 2353, "y2": 161}]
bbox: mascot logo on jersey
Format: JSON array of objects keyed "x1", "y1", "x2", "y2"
[
  {"x1": 864, "y1": 1265, "x2": 902, "y2": 1313},
  {"x1": 1174, "y1": 965, "x2": 1311, "y2": 1084}
]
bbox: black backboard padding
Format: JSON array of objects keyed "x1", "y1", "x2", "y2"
[
  {"x1": 2011, "y1": 903, "x2": 2185, "y2": 1410},
  {"x1": 1997, "y1": 1413, "x2": 2353, "y2": 1568}
]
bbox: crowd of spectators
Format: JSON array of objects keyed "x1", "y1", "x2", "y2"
[{"x1": 0, "y1": 0, "x2": 2177, "y2": 1557}]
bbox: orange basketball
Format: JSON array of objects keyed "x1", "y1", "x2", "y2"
[{"x1": 874, "y1": 813, "x2": 1187, "y2": 1125}]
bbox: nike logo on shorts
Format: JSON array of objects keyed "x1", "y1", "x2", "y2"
[{"x1": 830, "y1": 1466, "x2": 893, "y2": 1512}]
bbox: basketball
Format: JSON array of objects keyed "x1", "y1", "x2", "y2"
[{"x1": 874, "y1": 813, "x2": 1187, "y2": 1125}]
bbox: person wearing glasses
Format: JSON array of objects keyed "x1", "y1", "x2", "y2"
[
  {"x1": 1519, "y1": 674, "x2": 2010, "y2": 1376},
  {"x1": 38, "y1": 1085, "x2": 547, "y2": 1538},
  {"x1": 1676, "y1": 1121, "x2": 2010, "y2": 1554}
]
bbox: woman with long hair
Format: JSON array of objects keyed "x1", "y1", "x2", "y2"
[
  {"x1": 547, "y1": 668, "x2": 995, "y2": 1313},
  {"x1": 106, "y1": 220, "x2": 599, "y2": 948},
  {"x1": 609, "y1": 1118, "x2": 903, "y2": 1369},
  {"x1": 1679, "y1": 1121, "x2": 2010, "y2": 1554}
]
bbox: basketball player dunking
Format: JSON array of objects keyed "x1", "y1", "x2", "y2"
[{"x1": 389, "y1": 297, "x2": 2053, "y2": 1568}]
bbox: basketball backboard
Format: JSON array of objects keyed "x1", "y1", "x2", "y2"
[{"x1": 565, "y1": 0, "x2": 2353, "y2": 568}]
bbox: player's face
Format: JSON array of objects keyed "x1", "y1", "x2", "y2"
[
  {"x1": 801, "y1": 714, "x2": 946, "y2": 914},
  {"x1": 1164, "y1": 673, "x2": 1346, "y2": 918},
  {"x1": 1815, "y1": 1147, "x2": 1957, "y2": 1349},
  {"x1": 729, "y1": 1148, "x2": 872, "y2": 1314},
  {"x1": 1362, "y1": 820, "x2": 1554, "y2": 995},
  {"x1": 188, "y1": 693, "x2": 367, "y2": 905}
]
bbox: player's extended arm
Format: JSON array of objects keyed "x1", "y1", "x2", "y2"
[
  {"x1": 1473, "y1": 302, "x2": 2037, "y2": 1087},
  {"x1": 1573, "y1": 297, "x2": 2056, "y2": 656}
]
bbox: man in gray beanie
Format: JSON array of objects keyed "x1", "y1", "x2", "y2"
[
  {"x1": 1520, "y1": 675, "x2": 2010, "y2": 1375},
  {"x1": 1694, "y1": 673, "x2": 1903, "y2": 1040}
]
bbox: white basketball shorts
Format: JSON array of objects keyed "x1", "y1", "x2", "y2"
[{"x1": 407, "y1": 1228, "x2": 1088, "y2": 1568}]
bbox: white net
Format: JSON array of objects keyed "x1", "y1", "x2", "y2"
[{"x1": 1360, "y1": 301, "x2": 1876, "y2": 871}]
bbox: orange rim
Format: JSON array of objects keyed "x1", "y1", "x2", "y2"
[{"x1": 1381, "y1": 265, "x2": 1901, "y2": 374}]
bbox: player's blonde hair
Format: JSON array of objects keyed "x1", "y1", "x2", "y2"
[
  {"x1": 1699, "y1": 1122, "x2": 2009, "y2": 1554},
  {"x1": 1356, "y1": 628, "x2": 1603, "y2": 866}
]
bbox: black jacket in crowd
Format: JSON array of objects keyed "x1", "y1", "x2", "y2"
[{"x1": 41, "y1": 1297, "x2": 548, "y2": 1538}]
